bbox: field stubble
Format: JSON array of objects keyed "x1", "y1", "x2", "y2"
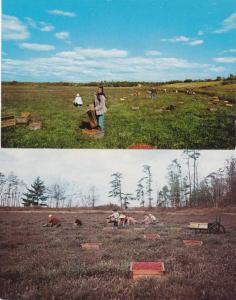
[{"x1": 0, "y1": 208, "x2": 236, "y2": 299}]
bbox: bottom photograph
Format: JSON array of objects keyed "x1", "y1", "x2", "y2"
[{"x1": 0, "y1": 149, "x2": 236, "y2": 300}]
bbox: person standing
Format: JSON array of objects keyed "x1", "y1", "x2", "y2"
[{"x1": 94, "y1": 86, "x2": 107, "y2": 131}]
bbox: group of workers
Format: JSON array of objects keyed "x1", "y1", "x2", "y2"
[
  {"x1": 43, "y1": 214, "x2": 82, "y2": 228},
  {"x1": 106, "y1": 209, "x2": 158, "y2": 228},
  {"x1": 43, "y1": 210, "x2": 158, "y2": 229}
]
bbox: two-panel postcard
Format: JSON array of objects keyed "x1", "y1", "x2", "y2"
[{"x1": 1, "y1": 1, "x2": 235, "y2": 299}]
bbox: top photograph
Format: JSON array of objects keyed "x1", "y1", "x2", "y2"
[{"x1": 1, "y1": 0, "x2": 235, "y2": 149}]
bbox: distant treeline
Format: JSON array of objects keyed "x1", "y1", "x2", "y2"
[{"x1": 2, "y1": 74, "x2": 236, "y2": 87}]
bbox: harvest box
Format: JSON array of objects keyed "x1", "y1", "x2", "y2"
[
  {"x1": 130, "y1": 262, "x2": 165, "y2": 280},
  {"x1": 183, "y1": 240, "x2": 203, "y2": 247},
  {"x1": 1, "y1": 115, "x2": 16, "y2": 128},
  {"x1": 81, "y1": 243, "x2": 101, "y2": 250},
  {"x1": 188, "y1": 222, "x2": 208, "y2": 229}
]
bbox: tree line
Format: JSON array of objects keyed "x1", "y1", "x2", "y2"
[
  {"x1": 3, "y1": 74, "x2": 235, "y2": 87},
  {"x1": 0, "y1": 174, "x2": 99, "y2": 208},
  {"x1": 108, "y1": 152, "x2": 236, "y2": 209}
]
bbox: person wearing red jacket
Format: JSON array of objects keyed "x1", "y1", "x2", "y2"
[{"x1": 43, "y1": 214, "x2": 61, "y2": 227}]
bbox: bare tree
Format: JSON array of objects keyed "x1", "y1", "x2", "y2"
[{"x1": 142, "y1": 165, "x2": 153, "y2": 208}]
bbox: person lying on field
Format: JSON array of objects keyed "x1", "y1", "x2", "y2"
[{"x1": 43, "y1": 214, "x2": 61, "y2": 227}]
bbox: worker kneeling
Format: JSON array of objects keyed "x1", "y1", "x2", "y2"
[
  {"x1": 107, "y1": 209, "x2": 120, "y2": 228},
  {"x1": 43, "y1": 214, "x2": 61, "y2": 227},
  {"x1": 73, "y1": 93, "x2": 83, "y2": 107}
]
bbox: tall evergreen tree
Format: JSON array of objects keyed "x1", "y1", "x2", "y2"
[
  {"x1": 22, "y1": 177, "x2": 47, "y2": 206},
  {"x1": 167, "y1": 159, "x2": 182, "y2": 208},
  {"x1": 142, "y1": 165, "x2": 153, "y2": 208},
  {"x1": 108, "y1": 172, "x2": 123, "y2": 208},
  {"x1": 136, "y1": 178, "x2": 145, "y2": 207}
]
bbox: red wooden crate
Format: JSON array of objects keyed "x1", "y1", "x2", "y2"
[
  {"x1": 130, "y1": 262, "x2": 165, "y2": 280},
  {"x1": 128, "y1": 143, "x2": 157, "y2": 149},
  {"x1": 183, "y1": 240, "x2": 203, "y2": 247}
]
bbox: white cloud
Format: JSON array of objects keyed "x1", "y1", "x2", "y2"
[
  {"x1": 214, "y1": 12, "x2": 236, "y2": 33},
  {"x1": 213, "y1": 57, "x2": 236, "y2": 63},
  {"x1": 145, "y1": 50, "x2": 162, "y2": 56},
  {"x1": 221, "y1": 49, "x2": 236, "y2": 54},
  {"x1": 209, "y1": 66, "x2": 225, "y2": 72},
  {"x1": 175, "y1": 36, "x2": 190, "y2": 42},
  {"x1": 39, "y1": 22, "x2": 55, "y2": 32},
  {"x1": 19, "y1": 43, "x2": 55, "y2": 51},
  {"x1": 198, "y1": 30, "x2": 204, "y2": 36},
  {"x1": 2, "y1": 47, "x2": 217, "y2": 83},
  {"x1": 55, "y1": 31, "x2": 70, "y2": 40},
  {"x1": 188, "y1": 40, "x2": 204, "y2": 46},
  {"x1": 161, "y1": 35, "x2": 189, "y2": 43},
  {"x1": 47, "y1": 9, "x2": 76, "y2": 17},
  {"x1": 161, "y1": 35, "x2": 203, "y2": 46},
  {"x1": 25, "y1": 17, "x2": 37, "y2": 28},
  {"x1": 24, "y1": 18, "x2": 54, "y2": 32},
  {"x1": 2, "y1": 15, "x2": 30, "y2": 41}
]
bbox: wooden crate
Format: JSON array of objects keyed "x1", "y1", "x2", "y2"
[
  {"x1": 82, "y1": 129, "x2": 99, "y2": 136},
  {"x1": 188, "y1": 222, "x2": 208, "y2": 229},
  {"x1": 81, "y1": 243, "x2": 101, "y2": 250},
  {"x1": 16, "y1": 115, "x2": 31, "y2": 125},
  {"x1": 183, "y1": 240, "x2": 203, "y2": 247},
  {"x1": 144, "y1": 233, "x2": 160, "y2": 240},
  {"x1": 21, "y1": 112, "x2": 31, "y2": 118},
  {"x1": 1, "y1": 115, "x2": 16, "y2": 128},
  {"x1": 86, "y1": 109, "x2": 97, "y2": 129},
  {"x1": 28, "y1": 121, "x2": 42, "y2": 130},
  {"x1": 130, "y1": 262, "x2": 165, "y2": 280},
  {"x1": 134, "y1": 227, "x2": 146, "y2": 232}
]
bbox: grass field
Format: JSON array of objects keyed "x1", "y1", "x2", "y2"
[
  {"x1": 0, "y1": 208, "x2": 236, "y2": 300},
  {"x1": 1, "y1": 81, "x2": 235, "y2": 149}
]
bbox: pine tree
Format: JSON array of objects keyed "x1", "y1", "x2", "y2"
[
  {"x1": 136, "y1": 178, "x2": 145, "y2": 207},
  {"x1": 142, "y1": 165, "x2": 153, "y2": 208},
  {"x1": 108, "y1": 172, "x2": 123, "y2": 208},
  {"x1": 22, "y1": 177, "x2": 47, "y2": 206}
]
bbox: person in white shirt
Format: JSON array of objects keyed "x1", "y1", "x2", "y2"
[{"x1": 73, "y1": 93, "x2": 83, "y2": 107}]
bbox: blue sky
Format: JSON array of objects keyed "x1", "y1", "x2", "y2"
[{"x1": 2, "y1": 0, "x2": 236, "y2": 82}]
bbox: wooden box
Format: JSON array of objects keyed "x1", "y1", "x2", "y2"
[
  {"x1": 188, "y1": 222, "x2": 208, "y2": 229},
  {"x1": 81, "y1": 243, "x2": 101, "y2": 250},
  {"x1": 16, "y1": 112, "x2": 31, "y2": 125},
  {"x1": 130, "y1": 262, "x2": 165, "y2": 280},
  {"x1": 144, "y1": 233, "x2": 160, "y2": 240},
  {"x1": 28, "y1": 121, "x2": 42, "y2": 130},
  {"x1": 87, "y1": 109, "x2": 97, "y2": 129},
  {"x1": 183, "y1": 240, "x2": 203, "y2": 247},
  {"x1": 1, "y1": 115, "x2": 16, "y2": 128}
]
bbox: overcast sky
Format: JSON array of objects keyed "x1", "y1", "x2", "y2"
[
  {"x1": 0, "y1": 149, "x2": 235, "y2": 206},
  {"x1": 2, "y1": 0, "x2": 236, "y2": 82}
]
